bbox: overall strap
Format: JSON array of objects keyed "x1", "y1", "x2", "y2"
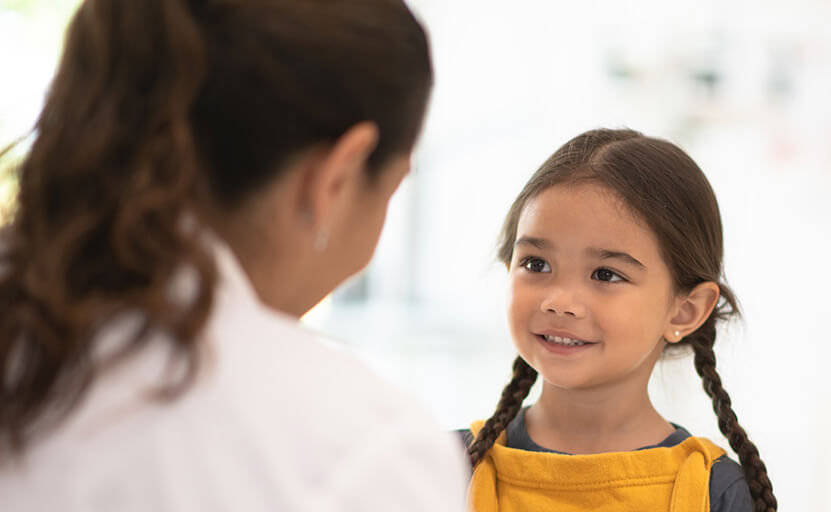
[{"x1": 669, "y1": 437, "x2": 726, "y2": 512}]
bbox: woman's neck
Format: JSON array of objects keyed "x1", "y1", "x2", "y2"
[
  {"x1": 525, "y1": 381, "x2": 675, "y2": 455},
  {"x1": 202, "y1": 173, "x2": 329, "y2": 317}
]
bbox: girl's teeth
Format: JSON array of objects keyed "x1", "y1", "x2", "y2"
[{"x1": 544, "y1": 335, "x2": 586, "y2": 346}]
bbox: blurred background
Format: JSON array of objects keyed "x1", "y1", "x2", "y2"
[{"x1": 2, "y1": 0, "x2": 829, "y2": 509}]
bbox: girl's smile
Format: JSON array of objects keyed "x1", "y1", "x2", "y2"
[
  {"x1": 534, "y1": 329, "x2": 599, "y2": 355},
  {"x1": 536, "y1": 334, "x2": 598, "y2": 355}
]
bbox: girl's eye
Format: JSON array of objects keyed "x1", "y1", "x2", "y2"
[
  {"x1": 592, "y1": 268, "x2": 624, "y2": 283},
  {"x1": 521, "y1": 257, "x2": 551, "y2": 273}
]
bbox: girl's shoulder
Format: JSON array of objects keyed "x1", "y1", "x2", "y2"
[
  {"x1": 709, "y1": 455, "x2": 753, "y2": 512},
  {"x1": 662, "y1": 425, "x2": 752, "y2": 511}
]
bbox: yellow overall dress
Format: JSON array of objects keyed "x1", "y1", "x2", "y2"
[{"x1": 467, "y1": 420, "x2": 726, "y2": 512}]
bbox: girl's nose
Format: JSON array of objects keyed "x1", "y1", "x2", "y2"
[{"x1": 540, "y1": 288, "x2": 585, "y2": 317}]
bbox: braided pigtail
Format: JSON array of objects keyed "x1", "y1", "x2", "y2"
[
  {"x1": 688, "y1": 290, "x2": 776, "y2": 512},
  {"x1": 468, "y1": 356, "x2": 537, "y2": 467}
]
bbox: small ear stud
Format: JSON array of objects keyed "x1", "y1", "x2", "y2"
[{"x1": 674, "y1": 330, "x2": 681, "y2": 338}]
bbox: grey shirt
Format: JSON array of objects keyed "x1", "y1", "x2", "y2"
[{"x1": 459, "y1": 409, "x2": 753, "y2": 512}]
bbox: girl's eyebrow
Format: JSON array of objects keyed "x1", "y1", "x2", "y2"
[
  {"x1": 514, "y1": 236, "x2": 549, "y2": 249},
  {"x1": 588, "y1": 248, "x2": 646, "y2": 269}
]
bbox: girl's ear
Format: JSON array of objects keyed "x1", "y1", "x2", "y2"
[
  {"x1": 665, "y1": 282, "x2": 720, "y2": 343},
  {"x1": 300, "y1": 121, "x2": 379, "y2": 227}
]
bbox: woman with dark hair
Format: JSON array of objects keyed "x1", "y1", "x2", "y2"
[{"x1": 0, "y1": 0, "x2": 466, "y2": 509}]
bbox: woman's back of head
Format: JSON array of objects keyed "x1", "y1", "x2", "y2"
[{"x1": 0, "y1": 0, "x2": 432, "y2": 457}]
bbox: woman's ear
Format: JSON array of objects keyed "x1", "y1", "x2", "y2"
[
  {"x1": 665, "y1": 282, "x2": 720, "y2": 343},
  {"x1": 302, "y1": 121, "x2": 379, "y2": 228}
]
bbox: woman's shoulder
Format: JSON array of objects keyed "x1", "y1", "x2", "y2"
[
  {"x1": 211, "y1": 308, "x2": 438, "y2": 435},
  {"x1": 2, "y1": 308, "x2": 465, "y2": 510}
]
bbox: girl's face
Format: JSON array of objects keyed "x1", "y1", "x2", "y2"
[{"x1": 507, "y1": 182, "x2": 679, "y2": 392}]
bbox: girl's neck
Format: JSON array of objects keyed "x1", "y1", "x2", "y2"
[{"x1": 525, "y1": 382, "x2": 675, "y2": 455}]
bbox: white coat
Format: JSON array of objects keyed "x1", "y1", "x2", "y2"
[{"x1": 0, "y1": 239, "x2": 467, "y2": 511}]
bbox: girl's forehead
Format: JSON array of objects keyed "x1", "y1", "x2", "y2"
[{"x1": 517, "y1": 183, "x2": 659, "y2": 252}]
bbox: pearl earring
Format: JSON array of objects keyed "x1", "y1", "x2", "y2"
[{"x1": 674, "y1": 330, "x2": 681, "y2": 338}]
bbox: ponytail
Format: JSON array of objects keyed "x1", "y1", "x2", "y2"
[
  {"x1": 0, "y1": 0, "x2": 216, "y2": 457},
  {"x1": 467, "y1": 356, "x2": 537, "y2": 467},
  {"x1": 688, "y1": 287, "x2": 777, "y2": 512}
]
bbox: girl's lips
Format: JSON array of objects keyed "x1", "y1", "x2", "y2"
[
  {"x1": 535, "y1": 329, "x2": 598, "y2": 344},
  {"x1": 535, "y1": 334, "x2": 598, "y2": 355}
]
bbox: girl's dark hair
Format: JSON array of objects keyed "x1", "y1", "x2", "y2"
[
  {"x1": 0, "y1": 0, "x2": 432, "y2": 457},
  {"x1": 468, "y1": 129, "x2": 776, "y2": 512}
]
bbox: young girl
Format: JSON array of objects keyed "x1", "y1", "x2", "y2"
[{"x1": 462, "y1": 129, "x2": 776, "y2": 512}]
